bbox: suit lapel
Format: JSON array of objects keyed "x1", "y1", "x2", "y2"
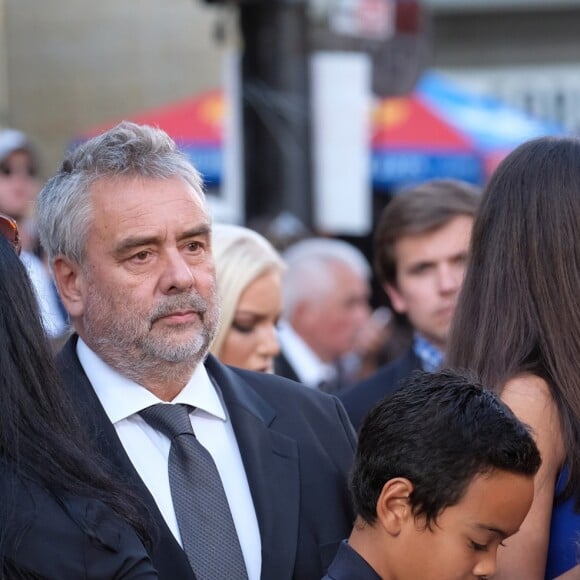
[
  {"x1": 57, "y1": 338, "x2": 143, "y2": 476},
  {"x1": 58, "y1": 339, "x2": 301, "y2": 580},
  {"x1": 206, "y1": 356, "x2": 300, "y2": 580},
  {"x1": 56, "y1": 337, "x2": 195, "y2": 579}
]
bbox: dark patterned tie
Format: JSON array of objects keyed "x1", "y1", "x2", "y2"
[{"x1": 139, "y1": 403, "x2": 248, "y2": 580}]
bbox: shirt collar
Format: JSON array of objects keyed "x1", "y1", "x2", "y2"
[
  {"x1": 412, "y1": 334, "x2": 444, "y2": 372},
  {"x1": 76, "y1": 338, "x2": 226, "y2": 424},
  {"x1": 277, "y1": 320, "x2": 336, "y2": 386}
]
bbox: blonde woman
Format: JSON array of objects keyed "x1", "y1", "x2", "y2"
[{"x1": 210, "y1": 223, "x2": 284, "y2": 373}]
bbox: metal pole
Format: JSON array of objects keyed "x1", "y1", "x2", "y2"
[{"x1": 239, "y1": 0, "x2": 313, "y2": 228}]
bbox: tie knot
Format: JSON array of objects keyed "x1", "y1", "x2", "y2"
[{"x1": 139, "y1": 403, "x2": 194, "y2": 439}]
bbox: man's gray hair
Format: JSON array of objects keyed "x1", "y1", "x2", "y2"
[
  {"x1": 282, "y1": 237, "x2": 371, "y2": 318},
  {"x1": 37, "y1": 121, "x2": 205, "y2": 264}
]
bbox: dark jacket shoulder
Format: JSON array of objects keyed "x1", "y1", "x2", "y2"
[
  {"x1": 273, "y1": 351, "x2": 300, "y2": 383},
  {"x1": 338, "y1": 348, "x2": 422, "y2": 432}
]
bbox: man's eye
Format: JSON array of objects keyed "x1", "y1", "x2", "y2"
[
  {"x1": 186, "y1": 241, "x2": 203, "y2": 252},
  {"x1": 410, "y1": 263, "x2": 431, "y2": 275},
  {"x1": 133, "y1": 250, "x2": 151, "y2": 261}
]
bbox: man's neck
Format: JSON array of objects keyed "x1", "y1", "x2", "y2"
[
  {"x1": 109, "y1": 358, "x2": 196, "y2": 401},
  {"x1": 80, "y1": 334, "x2": 198, "y2": 401}
]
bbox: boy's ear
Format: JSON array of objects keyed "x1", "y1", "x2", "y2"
[{"x1": 376, "y1": 478, "x2": 414, "y2": 536}]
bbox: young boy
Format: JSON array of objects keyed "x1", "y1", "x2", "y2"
[{"x1": 325, "y1": 369, "x2": 541, "y2": 580}]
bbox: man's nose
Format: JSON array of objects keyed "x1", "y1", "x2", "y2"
[
  {"x1": 437, "y1": 263, "x2": 461, "y2": 294},
  {"x1": 160, "y1": 250, "x2": 195, "y2": 294}
]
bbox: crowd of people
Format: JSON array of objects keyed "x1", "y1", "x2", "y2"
[{"x1": 0, "y1": 121, "x2": 578, "y2": 579}]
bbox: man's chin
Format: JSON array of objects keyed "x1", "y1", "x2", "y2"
[{"x1": 142, "y1": 333, "x2": 210, "y2": 364}]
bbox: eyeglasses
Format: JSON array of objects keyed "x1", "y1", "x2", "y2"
[
  {"x1": 0, "y1": 163, "x2": 37, "y2": 178},
  {"x1": 0, "y1": 213, "x2": 21, "y2": 256}
]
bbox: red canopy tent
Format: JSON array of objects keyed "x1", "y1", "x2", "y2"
[
  {"x1": 81, "y1": 90, "x2": 223, "y2": 145},
  {"x1": 75, "y1": 73, "x2": 562, "y2": 189}
]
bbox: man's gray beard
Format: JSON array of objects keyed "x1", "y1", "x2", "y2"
[{"x1": 82, "y1": 286, "x2": 220, "y2": 386}]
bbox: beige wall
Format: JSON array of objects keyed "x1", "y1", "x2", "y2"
[
  {"x1": 5, "y1": 0, "x2": 580, "y2": 176},
  {"x1": 431, "y1": 7, "x2": 580, "y2": 68},
  {"x1": 3, "y1": 0, "x2": 225, "y2": 174},
  {"x1": 0, "y1": 0, "x2": 10, "y2": 124}
]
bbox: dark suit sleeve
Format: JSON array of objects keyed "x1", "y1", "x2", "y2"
[
  {"x1": 81, "y1": 500, "x2": 159, "y2": 579},
  {"x1": 1, "y1": 477, "x2": 159, "y2": 579},
  {"x1": 339, "y1": 348, "x2": 422, "y2": 432}
]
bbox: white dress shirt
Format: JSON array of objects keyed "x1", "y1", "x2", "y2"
[
  {"x1": 77, "y1": 339, "x2": 261, "y2": 580},
  {"x1": 277, "y1": 320, "x2": 338, "y2": 388}
]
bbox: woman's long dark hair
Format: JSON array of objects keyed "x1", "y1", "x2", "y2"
[
  {"x1": 0, "y1": 235, "x2": 150, "y2": 548},
  {"x1": 447, "y1": 136, "x2": 580, "y2": 508}
]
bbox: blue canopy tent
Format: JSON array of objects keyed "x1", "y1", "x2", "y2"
[
  {"x1": 371, "y1": 71, "x2": 565, "y2": 190},
  {"x1": 74, "y1": 72, "x2": 565, "y2": 191}
]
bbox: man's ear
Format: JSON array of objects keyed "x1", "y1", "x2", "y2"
[
  {"x1": 52, "y1": 256, "x2": 86, "y2": 318},
  {"x1": 383, "y1": 282, "x2": 407, "y2": 315},
  {"x1": 290, "y1": 300, "x2": 311, "y2": 330},
  {"x1": 376, "y1": 478, "x2": 414, "y2": 536}
]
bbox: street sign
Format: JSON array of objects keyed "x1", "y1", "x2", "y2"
[
  {"x1": 309, "y1": 0, "x2": 430, "y2": 96},
  {"x1": 328, "y1": 0, "x2": 396, "y2": 41}
]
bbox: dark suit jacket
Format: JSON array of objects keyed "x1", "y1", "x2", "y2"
[
  {"x1": 338, "y1": 348, "x2": 422, "y2": 432},
  {"x1": 273, "y1": 351, "x2": 300, "y2": 383},
  {"x1": 322, "y1": 541, "x2": 380, "y2": 580},
  {"x1": 56, "y1": 336, "x2": 357, "y2": 580},
  {"x1": 0, "y1": 466, "x2": 157, "y2": 579}
]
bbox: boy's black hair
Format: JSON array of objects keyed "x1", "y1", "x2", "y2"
[{"x1": 350, "y1": 369, "x2": 541, "y2": 527}]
